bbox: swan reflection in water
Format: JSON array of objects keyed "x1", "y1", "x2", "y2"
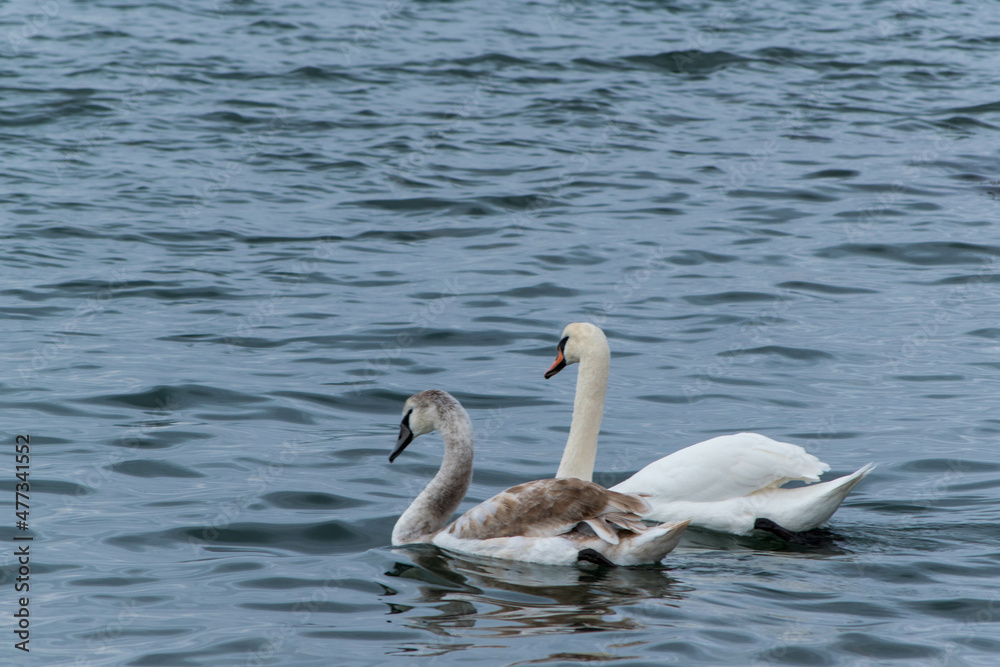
[{"x1": 384, "y1": 544, "x2": 691, "y2": 645}]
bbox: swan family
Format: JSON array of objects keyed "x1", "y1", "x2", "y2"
[{"x1": 388, "y1": 323, "x2": 874, "y2": 565}]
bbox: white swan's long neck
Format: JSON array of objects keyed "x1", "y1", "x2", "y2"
[
  {"x1": 556, "y1": 339, "x2": 609, "y2": 482},
  {"x1": 392, "y1": 412, "x2": 474, "y2": 545}
]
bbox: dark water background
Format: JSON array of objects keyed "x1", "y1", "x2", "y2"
[{"x1": 3, "y1": 0, "x2": 1000, "y2": 664}]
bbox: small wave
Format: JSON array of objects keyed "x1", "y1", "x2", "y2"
[
  {"x1": 683, "y1": 291, "x2": 782, "y2": 306},
  {"x1": 722, "y1": 345, "x2": 835, "y2": 361},
  {"x1": 107, "y1": 460, "x2": 205, "y2": 479},
  {"x1": 106, "y1": 518, "x2": 384, "y2": 555},
  {"x1": 777, "y1": 280, "x2": 877, "y2": 295},
  {"x1": 622, "y1": 50, "x2": 752, "y2": 75},
  {"x1": 79, "y1": 384, "x2": 267, "y2": 410},
  {"x1": 815, "y1": 242, "x2": 1000, "y2": 266}
]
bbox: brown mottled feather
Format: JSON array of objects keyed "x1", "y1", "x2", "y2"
[{"x1": 447, "y1": 478, "x2": 651, "y2": 543}]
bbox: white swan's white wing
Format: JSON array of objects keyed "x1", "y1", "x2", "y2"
[{"x1": 610, "y1": 433, "x2": 829, "y2": 503}]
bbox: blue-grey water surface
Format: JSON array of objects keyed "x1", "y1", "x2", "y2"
[{"x1": 3, "y1": 0, "x2": 1000, "y2": 664}]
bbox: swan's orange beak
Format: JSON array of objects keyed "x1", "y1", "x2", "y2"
[{"x1": 545, "y1": 348, "x2": 566, "y2": 379}]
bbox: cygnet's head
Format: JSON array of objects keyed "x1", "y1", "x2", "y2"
[
  {"x1": 389, "y1": 389, "x2": 463, "y2": 462},
  {"x1": 544, "y1": 322, "x2": 608, "y2": 379}
]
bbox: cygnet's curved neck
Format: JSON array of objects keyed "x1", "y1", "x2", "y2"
[
  {"x1": 555, "y1": 336, "x2": 609, "y2": 482},
  {"x1": 392, "y1": 411, "x2": 474, "y2": 545}
]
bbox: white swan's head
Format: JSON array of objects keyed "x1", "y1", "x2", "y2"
[
  {"x1": 389, "y1": 389, "x2": 463, "y2": 462},
  {"x1": 544, "y1": 322, "x2": 608, "y2": 379}
]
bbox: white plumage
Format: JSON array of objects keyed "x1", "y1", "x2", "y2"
[{"x1": 545, "y1": 323, "x2": 875, "y2": 535}]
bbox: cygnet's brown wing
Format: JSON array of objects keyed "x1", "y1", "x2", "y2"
[{"x1": 446, "y1": 477, "x2": 650, "y2": 545}]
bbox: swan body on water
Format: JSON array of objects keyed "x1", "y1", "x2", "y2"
[
  {"x1": 544, "y1": 323, "x2": 875, "y2": 536},
  {"x1": 389, "y1": 390, "x2": 689, "y2": 566}
]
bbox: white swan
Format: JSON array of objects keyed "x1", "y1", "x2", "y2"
[
  {"x1": 544, "y1": 323, "x2": 875, "y2": 537},
  {"x1": 389, "y1": 389, "x2": 689, "y2": 566}
]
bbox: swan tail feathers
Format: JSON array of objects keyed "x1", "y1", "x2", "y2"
[
  {"x1": 805, "y1": 462, "x2": 875, "y2": 500},
  {"x1": 601, "y1": 519, "x2": 689, "y2": 565},
  {"x1": 762, "y1": 462, "x2": 876, "y2": 532},
  {"x1": 604, "y1": 513, "x2": 647, "y2": 534},
  {"x1": 822, "y1": 462, "x2": 875, "y2": 497},
  {"x1": 583, "y1": 518, "x2": 621, "y2": 545}
]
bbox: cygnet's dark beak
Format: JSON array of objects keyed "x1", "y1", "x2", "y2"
[
  {"x1": 389, "y1": 412, "x2": 414, "y2": 462},
  {"x1": 544, "y1": 336, "x2": 569, "y2": 379}
]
